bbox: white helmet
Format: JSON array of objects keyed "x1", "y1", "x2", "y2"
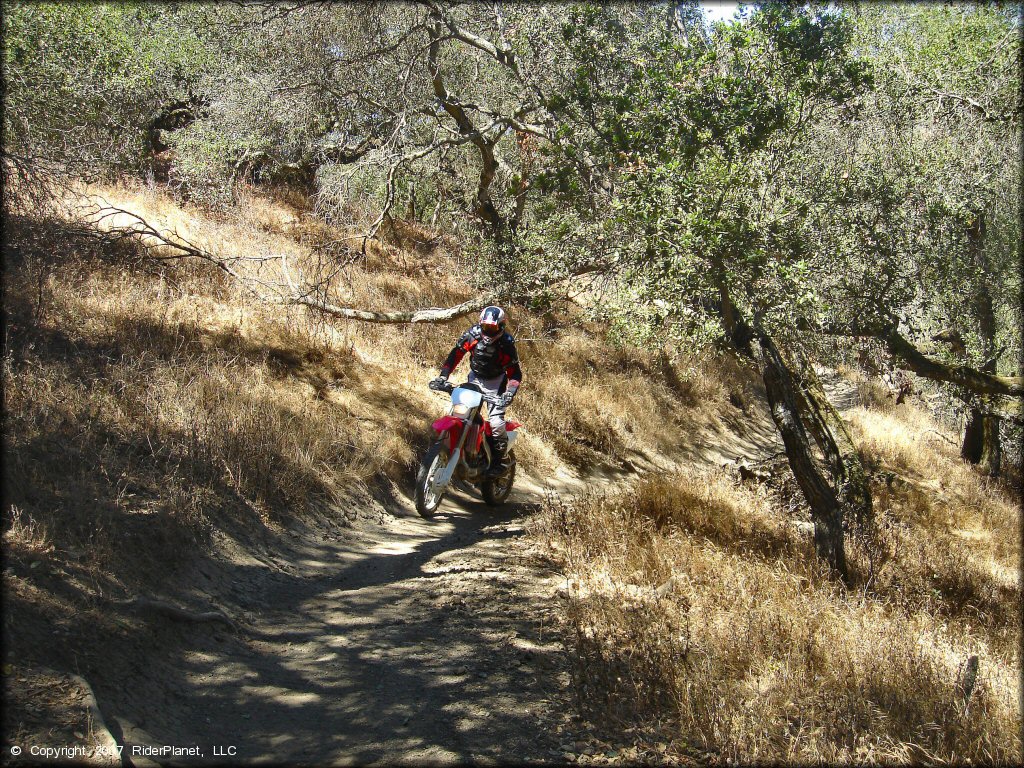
[{"x1": 479, "y1": 306, "x2": 507, "y2": 338}]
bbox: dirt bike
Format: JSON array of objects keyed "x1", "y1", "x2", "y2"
[{"x1": 415, "y1": 380, "x2": 520, "y2": 518}]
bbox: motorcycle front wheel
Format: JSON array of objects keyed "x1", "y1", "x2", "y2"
[
  {"x1": 481, "y1": 450, "x2": 516, "y2": 506},
  {"x1": 415, "y1": 440, "x2": 449, "y2": 518}
]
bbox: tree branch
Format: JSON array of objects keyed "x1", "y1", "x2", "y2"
[
  {"x1": 878, "y1": 326, "x2": 1023, "y2": 399},
  {"x1": 287, "y1": 292, "x2": 496, "y2": 323},
  {"x1": 427, "y1": 20, "x2": 506, "y2": 236},
  {"x1": 420, "y1": 0, "x2": 522, "y2": 79},
  {"x1": 83, "y1": 200, "x2": 495, "y2": 325}
]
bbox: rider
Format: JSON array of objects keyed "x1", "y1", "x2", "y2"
[{"x1": 429, "y1": 305, "x2": 522, "y2": 476}]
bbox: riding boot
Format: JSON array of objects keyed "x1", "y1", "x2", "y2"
[{"x1": 485, "y1": 434, "x2": 508, "y2": 477}]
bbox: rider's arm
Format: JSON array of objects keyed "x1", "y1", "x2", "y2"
[
  {"x1": 503, "y1": 339, "x2": 522, "y2": 395},
  {"x1": 439, "y1": 332, "x2": 475, "y2": 378}
]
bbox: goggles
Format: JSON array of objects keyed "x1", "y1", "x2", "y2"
[{"x1": 481, "y1": 322, "x2": 502, "y2": 337}]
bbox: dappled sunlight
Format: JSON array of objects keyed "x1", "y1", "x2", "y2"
[
  {"x1": 4, "y1": 1, "x2": 1020, "y2": 763},
  {"x1": 5, "y1": 169, "x2": 1018, "y2": 766}
]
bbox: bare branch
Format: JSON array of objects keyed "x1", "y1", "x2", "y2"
[
  {"x1": 427, "y1": 20, "x2": 506, "y2": 236},
  {"x1": 287, "y1": 292, "x2": 497, "y2": 323},
  {"x1": 82, "y1": 201, "x2": 495, "y2": 325},
  {"x1": 420, "y1": 0, "x2": 522, "y2": 79}
]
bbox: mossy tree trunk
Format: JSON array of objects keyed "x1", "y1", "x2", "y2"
[
  {"x1": 797, "y1": 356, "x2": 874, "y2": 530},
  {"x1": 961, "y1": 363, "x2": 1002, "y2": 476}
]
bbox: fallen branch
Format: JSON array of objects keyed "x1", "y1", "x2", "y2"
[
  {"x1": 287, "y1": 291, "x2": 496, "y2": 323},
  {"x1": 83, "y1": 201, "x2": 497, "y2": 325}
]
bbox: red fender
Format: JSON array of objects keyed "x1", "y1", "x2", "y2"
[
  {"x1": 432, "y1": 416, "x2": 463, "y2": 432},
  {"x1": 432, "y1": 416, "x2": 464, "y2": 453}
]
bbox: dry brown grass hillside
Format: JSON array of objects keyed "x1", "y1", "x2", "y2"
[
  {"x1": 2, "y1": 181, "x2": 749, "y2": 670},
  {"x1": 532, "y1": 385, "x2": 1021, "y2": 764},
  {"x1": 3, "y1": 181, "x2": 1019, "y2": 765}
]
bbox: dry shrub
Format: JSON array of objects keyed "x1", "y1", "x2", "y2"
[
  {"x1": 3, "y1": 507, "x2": 53, "y2": 558},
  {"x1": 856, "y1": 376, "x2": 897, "y2": 413},
  {"x1": 533, "y1": 465, "x2": 1021, "y2": 764}
]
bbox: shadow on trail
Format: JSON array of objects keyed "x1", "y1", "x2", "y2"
[
  {"x1": 251, "y1": 493, "x2": 533, "y2": 617},
  {"x1": 97, "y1": 490, "x2": 569, "y2": 766}
]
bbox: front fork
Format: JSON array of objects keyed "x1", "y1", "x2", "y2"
[{"x1": 434, "y1": 418, "x2": 472, "y2": 489}]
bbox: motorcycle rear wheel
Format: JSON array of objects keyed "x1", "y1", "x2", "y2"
[
  {"x1": 481, "y1": 450, "x2": 516, "y2": 506},
  {"x1": 415, "y1": 440, "x2": 449, "y2": 518}
]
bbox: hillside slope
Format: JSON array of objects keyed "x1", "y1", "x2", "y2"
[
  {"x1": 2, "y1": 182, "x2": 766, "y2": 760},
  {"x1": 3, "y1": 183, "x2": 1019, "y2": 764}
]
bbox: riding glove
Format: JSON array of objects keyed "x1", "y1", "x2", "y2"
[{"x1": 429, "y1": 376, "x2": 448, "y2": 391}]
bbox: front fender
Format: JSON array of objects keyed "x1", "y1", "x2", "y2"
[
  {"x1": 432, "y1": 416, "x2": 463, "y2": 433},
  {"x1": 433, "y1": 416, "x2": 464, "y2": 453}
]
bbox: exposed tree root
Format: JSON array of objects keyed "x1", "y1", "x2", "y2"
[
  {"x1": 67, "y1": 672, "x2": 123, "y2": 766},
  {"x1": 112, "y1": 597, "x2": 238, "y2": 630}
]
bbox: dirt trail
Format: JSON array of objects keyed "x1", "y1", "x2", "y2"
[
  {"x1": 98, "y1": 481, "x2": 586, "y2": 766},
  {"x1": 78, "y1": 379, "x2": 843, "y2": 765}
]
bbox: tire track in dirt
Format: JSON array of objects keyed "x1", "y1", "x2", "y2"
[
  {"x1": 105, "y1": 485, "x2": 579, "y2": 766},
  {"x1": 94, "y1": 378, "x2": 853, "y2": 765}
]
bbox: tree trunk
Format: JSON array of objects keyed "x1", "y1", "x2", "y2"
[
  {"x1": 757, "y1": 333, "x2": 849, "y2": 582},
  {"x1": 961, "y1": 362, "x2": 1002, "y2": 476},
  {"x1": 979, "y1": 413, "x2": 1002, "y2": 476},
  {"x1": 797, "y1": 357, "x2": 874, "y2": 529},
  {"x1": 713, "y1": 280, "x2": 849, "y2": 581},
  {"x1": 717, "y1": 280, "x2": 754, "y2": 356},
  {"x1": 427, "y1": 21, "x2": 508, "y2": 243},
  {"x1": 961, "y1": 408, "x2": 1001, "y2": 472},
  {"x1": 961, "y1": 409, "x2": 984, "y2": 463},
  {"x1": 959, "y1": 212, "x2": 1002, "y2": 476}
]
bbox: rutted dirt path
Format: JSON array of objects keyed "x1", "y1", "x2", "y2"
[
  {"x1": 101, "y1": 484, "x2": 582, "y2": 766},
  {"x1": 51, "y1": 374, "x2": 835, "y2": 765}
]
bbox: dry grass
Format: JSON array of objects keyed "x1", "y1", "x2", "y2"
[
  {"x1": 533, "y1": 454, "x2": 1021, "y2": 763},
  {"x1": 2, "y1": 185, "x2": 447, "y2": 586},
  {"x1": 502, "y1": 317, "x2": 748, "y2": 469},
  {"x1": 4, "y1": 178, "x2": 1020, "y2": 764},
  {"x1": 844, "y1": 403, "x2": 1021, "y2": 652},
  {"x1": 2, "y1": 180, "x2": 743, "y2": 592}
]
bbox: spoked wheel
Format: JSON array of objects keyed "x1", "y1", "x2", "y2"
[
  {"x1": 481, "y1": 450, "x2": 516, "y2": 506},
  {"x1": 415, "y1": 440, "x2": 449, "y2": 518}
]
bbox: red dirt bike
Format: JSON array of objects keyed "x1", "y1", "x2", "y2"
[{"x1": 415, "y1": 381, "x2": 520, "y2": 518}]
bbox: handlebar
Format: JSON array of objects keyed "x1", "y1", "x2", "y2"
[{"x1": 428, "y1": 380, "x2": 503, "y2": 406}]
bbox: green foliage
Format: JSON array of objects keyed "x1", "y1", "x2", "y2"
[
  {"x1": 3, "y1": 2, "x2": 210, "y2": 179},
  {"x1": 2, "y1": 1, "x2": 1019, "y2": 383},
  {"x1": 813, "y1": 3, "x2": 1022, "y2": 373},
  {"x1": 534, "y1": 3, "x2": 872, "y2": 344}
]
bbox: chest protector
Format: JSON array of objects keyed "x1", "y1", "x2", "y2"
[{"x1": 465, "y1": 327, "x2": 517, "y2": 379}]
